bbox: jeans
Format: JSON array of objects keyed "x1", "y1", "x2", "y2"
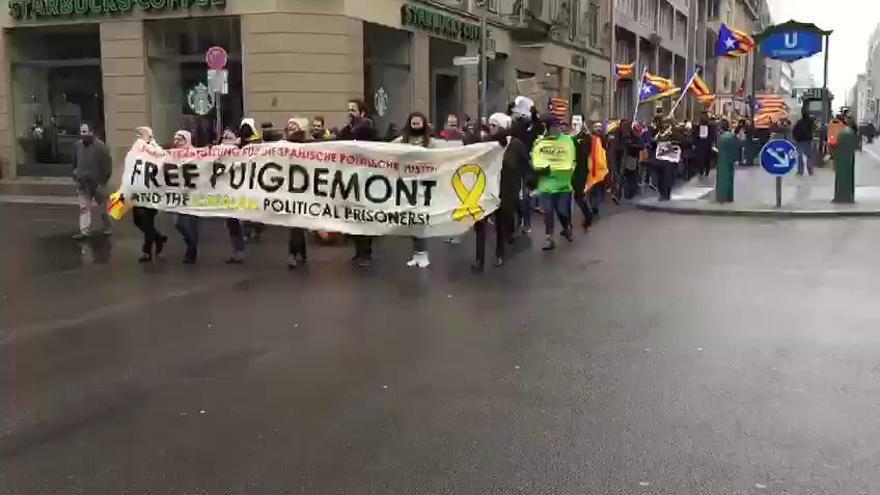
[
  {"x1": 474, "y1": 209, "x2": 512, "y2": 263},
  {"x1": 655, "y1": 162, "x2": 676, "y2": 200},
  {"x1": 288, "y1": 228, "x2": 307, "y2": 259},
  {"x1": 517, "y1": 186, "x2": 532, "y2": 230},
  {"x1": 175, "y1": 214, "x2": 200, "y2": 258},
  {"x1": 796, "y1": 141, "x2": 814, "y2": 175},
  {"x1": 76, "y1": 183, "x2": 110, "y2": 235},
  {"x1": 539, "y1": 192, "x2": 571, "y2": 236},
  {"x1": 353, "y1": 236, "x2": 373, "y2": 259},
  {"x1": 225, "y1": 218, "x2": 245, "y2": 256},
  {"x1": 412, "y1": 237, "x2": 427, "y2": 252},
  {"x1": 132, "y1": 207, "x2": 162, "y2": 254},
  {"x1": 572, "y1": 190, "x2": 593, "y2": 226}
]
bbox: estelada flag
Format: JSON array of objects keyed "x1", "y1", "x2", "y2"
[
  {"x1": 615, "y1": 63, "x2": 635, "y2": 80},
  {"x1": 549, "y1": 98, "x2": 569, "y2": 119},
  {"x1": 690, "y1": 73, "x2": 715, "y2": 109},
  {"x1": 753, "y1": 94, "x2": 787, "y2": 129},
  {"x1": 716, "y1": 23, "x2": 755, "y2": 58},
  {"x1": 586, "y1": 135, "x2": 609, "y2": 192},
  {"x1": 639, "y1": 71, "x2": 680, "y2": 103}
]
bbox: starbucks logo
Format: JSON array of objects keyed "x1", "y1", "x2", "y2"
[{"x1": 187, "y1": 83, "x2": 215, "y2": 116}]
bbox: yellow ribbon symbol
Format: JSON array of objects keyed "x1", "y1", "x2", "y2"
[{"x1": 451, "y1": 164, "x2": 486, "y2": 221}]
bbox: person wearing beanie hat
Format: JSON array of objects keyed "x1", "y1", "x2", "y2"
[
  {"x1": 531, "y1": 113, "x2": 576, "y2": 250},
  {"x1": 472, "y1": 112, "x2": 533, "y2": 270},
  {"x1": 131, "y1": 127, "x2": 167, "y2": 262}
]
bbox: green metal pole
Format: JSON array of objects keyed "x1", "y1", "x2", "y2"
[
  {"x1": 833, "y1": 127, "x2": 857, "y2": 203},
  {"x1": 716, "y1": 131, "x2": 738, "y2": 203}
]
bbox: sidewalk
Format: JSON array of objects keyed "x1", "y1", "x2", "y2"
[
  {"x1": 0, "y1": 177, "x2": 77, "y2": 205},
  {"x1": 637, "y1": 142, "x2": 880, "y2": 217}
]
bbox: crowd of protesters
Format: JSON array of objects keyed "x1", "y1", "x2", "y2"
[{"x1": 70, "y1": 92, "x2": 877, "y2": 271}]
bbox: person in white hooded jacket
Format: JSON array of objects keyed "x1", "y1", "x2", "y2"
[
  {"x1": 132, "y1": 127, "x2": 167, "y2": 262},
  {"x1": 171, "y1": 130, "x2": 201, "y2": 264}
]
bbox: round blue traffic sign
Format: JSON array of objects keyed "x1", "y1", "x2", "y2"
[{"x1": 759, "y1": 139, "x2": 798, "y2": 176}]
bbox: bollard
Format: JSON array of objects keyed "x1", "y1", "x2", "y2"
[
  {"x1": 716, "y1": 131, "x2": 737, "y2": 203},
  {"x1": 833, "y1": 127, "x2": 857, "y2": 204}
]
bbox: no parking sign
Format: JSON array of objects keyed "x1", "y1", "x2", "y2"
[{"x1": 205, "y1": 46, "x2": 228, "y2": 70}]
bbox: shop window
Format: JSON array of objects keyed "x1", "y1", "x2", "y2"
[
  {"x1": 364, "y1": 23, "x2": 412, "y2": 139},
  {"x1": 570, "y1": 70, "x2": 586, "y2": 117},
  {"x1": 146, "y1": 17, "x2": 243, "y2": 147},
  {"x1": 9, "y1": 24, "x2": 103, "y2": 176},
  {"x1": 430, "y1": 38, "x2": 467, "y2": 132}
]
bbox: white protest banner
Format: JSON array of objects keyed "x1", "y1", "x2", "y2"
[{"x1": 118, "y1": 140, "x2": 503, "y2": 237}]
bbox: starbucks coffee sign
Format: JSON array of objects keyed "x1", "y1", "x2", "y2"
[
  {"x1": 401, "y1": 4, "x2": 480, "y2": 43},
  {"x1": 9, "y1": 0, "x2": 226, "y2": 21}
]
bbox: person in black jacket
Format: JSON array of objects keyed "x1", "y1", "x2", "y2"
[
  {"x1": 337, "y1": 99, "x2": 379, "y2": 266},
  {"x1": 571, "y1": 124, "x2": 594, "y2": 229},
  {"x1": 509, "y1": 96, "x2": 543, "y2": 234},
  {"x1": 472, "y1": 113, "x2": 532, "y2": 271},
  {"x1": 792, "y1": 110, "x2": 815, "y2": 176},
  {"x1": 694, "y1": 111, "x2": 715, "y2": 177}
]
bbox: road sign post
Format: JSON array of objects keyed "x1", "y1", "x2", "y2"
[
  {"x1": 759, "y1": 139, "x2": 798, "y2": 208},
  {"x1": 205, "y1": 46, "x2": 228, "y2": 138}
]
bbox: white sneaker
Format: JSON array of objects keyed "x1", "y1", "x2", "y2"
[{"x1": 407, "y1": 251, "x2": 430, "y2": 268}]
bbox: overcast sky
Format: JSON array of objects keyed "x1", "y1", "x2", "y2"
[{"x1": 765, "y1": 0, "x2": 878, "y2": 104}]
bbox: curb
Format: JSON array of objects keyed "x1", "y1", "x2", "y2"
[
  {"x1": 0, "y1": 195, "x2": 78, "y2": 206},
  {"x1": 635, "y1": 200, "x2": 880, "y2": 218}
]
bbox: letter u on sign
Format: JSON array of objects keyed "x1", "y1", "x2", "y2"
[{"x1": 784, "y1": 33, "x2": 797, "y2": 49}]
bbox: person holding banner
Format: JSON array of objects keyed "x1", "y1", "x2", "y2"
[
  {"x1": 131, "y1": 127, "x2": 167, "y2": 262},
  {"x1": 338, "y1": 98, "x2": 379, "y2": 267},
  {"x1": 531, "y1": 114, "x2": 575, "y2": 251},
  {"x1": 393, "y1": 112, "x2": 434, "y2": 269},
  {"x1": 472, "y1": 112, "x2": 531, "y2": 271},
  {"x1": 170, "y1": 130, "x2": 201, "y2": 264}
]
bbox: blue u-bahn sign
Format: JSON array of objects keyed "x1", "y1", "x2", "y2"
[{"x1": 756, "y1": 20, "x2": 832, "y2": 63}]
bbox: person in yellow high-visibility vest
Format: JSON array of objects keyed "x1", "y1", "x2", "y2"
[{"x1": 531, "y1": 114, "x2": 576, "y2": 251}]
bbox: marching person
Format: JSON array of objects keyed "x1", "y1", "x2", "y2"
[
  {"x1": 510, "y1": 96, "x2": 542, "y2": 235},
  {"x1": 338, "y1": 99, "x2": 378, "y2": 266},
  {"x1": 310, "y1": 115, "x2": 330, "y2": 141},
  {"x1": 170, "y1": 130, "x2": 201, "y2": 264},
  {"x1": 223, "y1": 118, "x2": 262, "y2": 264},
  {"x1": 531, "y1": 114, "x2": 575, "y2": 251},
  {"x1": 694, "y1": 111, "x2": 715, "y2": 177},
  {"x1": 472, "y1": 112, "x2": 532, "y2": 270},
  {"x1": 131, "y1": 126, "x2": 167, "y2": 262},
  {"x1": 394, "y1": 112, "x2": 434, "y2": 268},
  {"x1": 282, "y1": 119, "x2": 309, "y2": 269},
  {"x1": 439, "y1": 114, "x2": 464, "y2": 141},
  {"x1": 571, "y1": 122, "x2": 595, "y2": 229},
  {"x1": 72, "y1": 122, "x2": 113, "y2": 241}
]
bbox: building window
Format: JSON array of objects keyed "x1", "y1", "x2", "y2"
[
  {"x1": 659, "y1": 2, "x2": 673, "y2": 39},
  {"x1": 569, "y1": 0, "x2": 581, "y2": 42},
  {"x1": 589, "y1": 75, "x2": 606, "y2": 120},
  {"x1": 617, "y1": 0, "x2": 637, "y2": 19},
  {"x1": 708, "y1": 0, "x2": 720, "y2": 19},
  {"x1": 588, "y1": 2, "x2": 600, "y2": 46},
  {"x1": 675, "y1": 12, "x2": 687, "y2": 43},
  {"x1": 639, "y1": 0, "x2": 657, "y2": 29},
  {"x1": 146, "y1": 17, "x2": 243, "y2": 147},
  {"x1": 9, "y1": 24, "x2": 104, "y2": 176}
]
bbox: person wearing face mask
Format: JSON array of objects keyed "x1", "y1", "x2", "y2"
[
  {"x1": 72, "y1": 122, "x2": 113, "y2": 240},
  {"x1": 394, "y1": 112, "x2": 433, "y2": 268},
  {"x1": 472, "y1": 112, "x2": 532, "y2": 271},
  {"x1": 131, "y1": 127, "x2": 167, "y2": 262},
  {"x1": 337, "y1": 99, "x2": 379, "y2": 267}
]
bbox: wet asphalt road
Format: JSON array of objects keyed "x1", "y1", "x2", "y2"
[{"x1": 2, "y1": 196, "x2": 880, "y2": 494}]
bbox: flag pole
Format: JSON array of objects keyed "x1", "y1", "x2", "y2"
[
  {"x1": 633, "y1": 68, "x2": 647, "y2": 123},
  {"x1": 667, "y1": 71, "x2": 697, "y2": 119}
]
